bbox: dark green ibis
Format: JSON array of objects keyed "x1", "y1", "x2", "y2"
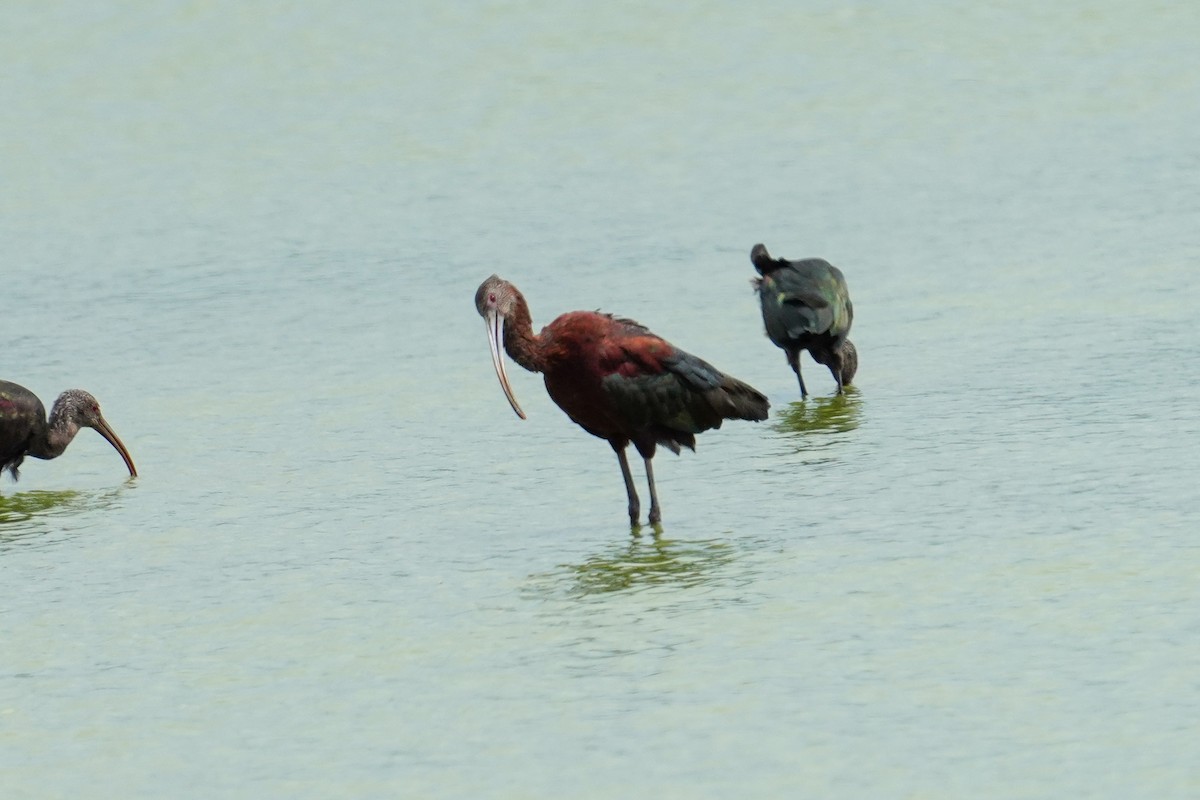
[{"x1": 751, "y1": 243, "x2": 857, "y2": 397}]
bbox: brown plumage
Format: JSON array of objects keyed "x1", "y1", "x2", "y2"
[{"x1": 475, "y1": 274, "x2": 768, "y2": 526}]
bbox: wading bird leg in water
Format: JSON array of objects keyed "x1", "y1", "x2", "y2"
[
  {"x1": 642, "y1": 454, "x2": 662, "y2": 526},
  {"x1": 786, "y1": 347, "x2": 809, "y2": 398},
  {"x1": 613, "y1": 444, "x2": 640, "y2": 526}
]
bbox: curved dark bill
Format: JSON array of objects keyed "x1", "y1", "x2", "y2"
[{"x1": 93, "y1": 416, "x2": 137, "y2": 477}]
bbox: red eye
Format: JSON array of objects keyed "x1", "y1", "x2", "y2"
[{"x1": 489, "y1": 293, "x2": 497, "y2": 303}]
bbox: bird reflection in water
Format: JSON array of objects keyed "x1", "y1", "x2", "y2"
[
  {"x1": 0, "y1": 489, "x2": 83, "y2": 523},
  {"x1": 0, "y1": 487, "x2": 125, "y2": 546},
  {"x1": 533, "y1": 535, "x2": 738, "y2": 598},
  {"x1": 774, "y1": 389, "x2": 863, "y2": 441}
]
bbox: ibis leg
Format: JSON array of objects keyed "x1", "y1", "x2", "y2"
[
  {"x1": 643, "y1": 456, "x2": 662, "y2": 525},
  {"x1": 786, "y1": 348, "x2": 808, "y2": 398},
  {"x1": 614, "y1": 445, "x2": 640, "y2": 526}
]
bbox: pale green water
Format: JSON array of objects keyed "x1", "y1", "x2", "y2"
[{"x1": 3, "y1": 2, "x2": 1199, "y2": 798}]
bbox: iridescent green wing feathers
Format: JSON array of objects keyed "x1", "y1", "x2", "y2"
[{"x1": 765, "y1": 259, "x2": 853, "y2": 341}]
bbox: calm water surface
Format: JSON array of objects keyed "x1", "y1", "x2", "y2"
[{"x1": 3, "y1": 2, "x2": 1199, "y2": 798}]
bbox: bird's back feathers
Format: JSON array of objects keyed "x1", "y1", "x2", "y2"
[
  {"x1": 539, "y1": 310, "x2": 768, "y2": 454},
  {"x1": 756, "y1": 258, "x2": 853, "y2": 350}
]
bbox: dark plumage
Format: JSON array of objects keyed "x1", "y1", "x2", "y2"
[
  {"x1": 751, "y1": 243, "x2": 857, "y2": 397},
  {"x1": 0, "y1": 380, "x2": 137, "y2": 481},
  {"x1": 475, "y1": 274, "x2": 768, "y2": 526}
]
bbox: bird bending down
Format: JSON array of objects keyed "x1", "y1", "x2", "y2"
[
  {"x1": 475, "y1": 275, "x2": 769, "y2": 527},
  {"x1": 750, "y1": 243, "x2": 857, "y2": 398},
  {"x1": 0, "y1": 380, "x2": 137, "y2": 481}
]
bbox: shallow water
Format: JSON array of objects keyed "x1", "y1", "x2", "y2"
[{"x1": 3, "y1": 2, "x2": 1199, "y2": 797}]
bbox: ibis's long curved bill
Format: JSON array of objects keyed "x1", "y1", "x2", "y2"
[
  {"x1": 93, "y1": 415, "x2": 138, "y2": 477},
  {"x1": 485, "y1": 310, "x2": 526, "y2": 420}
]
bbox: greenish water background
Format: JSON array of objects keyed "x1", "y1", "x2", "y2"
[{"x1": 3, "y1": 2, "x2": 1198, "y2": 797}]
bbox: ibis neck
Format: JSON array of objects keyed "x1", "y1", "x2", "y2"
[
  {"x1": 26, "y1": 408, "x2": 79, "y2": 461},
  {"x1": 503, "y1": 295, "x2": 546, "y2": 373}
]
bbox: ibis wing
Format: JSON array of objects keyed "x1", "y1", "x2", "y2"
[
  {"x1": 598, "y1": 334, "x2": 700, "y2": 430},
  {"x1": 599, "y1": 335, "x2": 765, "y2": 434},
  {"x1": 0, "y1": 382, "x2": 42, "y2": 477},
  {"x1": 764, "y1": 261, "x2": 852, "y2": 338}
]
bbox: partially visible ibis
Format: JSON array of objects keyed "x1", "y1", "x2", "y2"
[
  {"x1": 0, "y1": 381, "x2": 137, "y2": 481},
  {"x1": 475, "y1": 275, "x2": 769, "y2": 527},
  {"x1": 751, "y1": 243, "x2": 857, "y2": 398}
]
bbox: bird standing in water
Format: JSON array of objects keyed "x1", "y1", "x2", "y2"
[
  {"x1": 751, "y1": 243, "x2": 857, "y2": 397},
  {"x1": 0, "y1": 381, "x2": 137, "y2": 481},
  {"x1": 475, "y1": 275, "x2": 768, "y2": 527}
]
